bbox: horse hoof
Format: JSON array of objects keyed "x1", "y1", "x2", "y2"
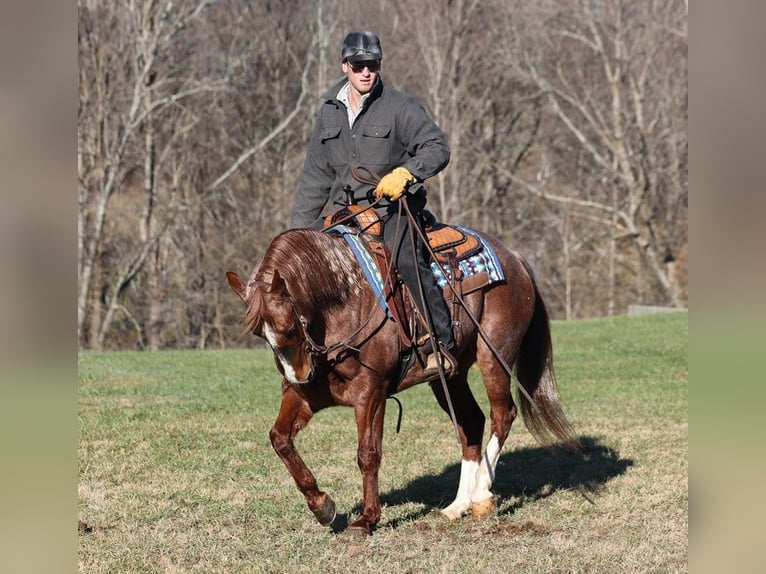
[
  {"x1": 471, "y1": 497, "x2": 495, "y2": 519},
  {"x1": 342, "y1": 517, "x2": 373, "y2": 537},
  {"x1": 440, "y1": 505, "x2": 466, "y2": 521},
  {"x1": 312, "y1": 495, "x2": 337, "y2": 527}
]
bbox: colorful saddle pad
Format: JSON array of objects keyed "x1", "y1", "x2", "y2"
[
  {"x1": 328, "y1": 224, "x2": 505, "y2": 317},
  {"x1": 430, "y1": 225, "x2": 505, "y2": 290}
]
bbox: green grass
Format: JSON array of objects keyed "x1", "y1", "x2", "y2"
[{"x1": 78, "y1": 311, "x2": 687, "y2": 573}]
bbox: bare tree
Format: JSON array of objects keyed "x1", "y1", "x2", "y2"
[
  {"x1": 78, "y1": 0, "x2": 221, "y2": 348},
  {"x1": 501, "y1": 0, "x2": 687, "y2": 311},
  {"x1": 380, "y1": 0, "x2": 543, "y2": 238},
  {"x1": 79, "y1": 0, "x2": 344, "y2": 349},
  {"x1": 78, "y1": 0, "x2": 687, "y2": 349}
]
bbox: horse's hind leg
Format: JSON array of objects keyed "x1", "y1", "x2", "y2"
[
  {"x1": 428, "y1": 371, "x2": 486, "y2": 520},
  {"x1": 269, "y1": 385, "x2": 337, "y2": 527},
  {"x1": 471, "y1": 342, "x2": 519, "y2": 518}
]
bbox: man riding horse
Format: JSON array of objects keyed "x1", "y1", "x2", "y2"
[
  {"x1": 228, "y1": 31, "x2": 580, "y2": 535},
  {"x1": 290, "y1": 30, "x2": 456, "y2": 380}
]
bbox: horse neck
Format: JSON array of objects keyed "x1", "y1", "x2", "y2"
[
  {"x1": 275, "y1": 231, "x2": 365, "y2": 313},
  {"x1": 261, "y1": 232, "x2": 387, "y2": 363}
]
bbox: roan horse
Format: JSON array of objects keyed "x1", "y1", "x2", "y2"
[{"x1": 226, "y1": 226, "x2": 579, "y2": 535}]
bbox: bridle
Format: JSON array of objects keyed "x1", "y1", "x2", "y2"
[
  {"x1": 290, "y1": 283, "x2": 387, "y2": 382},
  {"x1": 296, "y1": 310, "x2": 381, "y2": 362}
]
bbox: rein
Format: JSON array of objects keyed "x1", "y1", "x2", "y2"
[
  {"x1": 297, "y1": 310, "x2": 379, "y2": 359},
  {"x1": 300, "y1": 165, "x2": 395, "y2": 362},
  {"x1": 298, "y1": 168, "x2": 533, "y2": 438},
  {"x1": 317, "y1": 166, "x2": 386, "y2": 233},
  {"x1": 300, "y1": 166, "x2": 389, "y2": 360},
  {"x1": 335, "y1": 166, "x2": 463, "y2": 441},
  {"x1": 399, "y1": 198, "x2": 542, "y2": 414},
  {"x1": 298, "y1": 308, "x2": 404, "y2": 434},
  {"x1": 350, "y1": 165, "x2": 381, "y2": 187}
]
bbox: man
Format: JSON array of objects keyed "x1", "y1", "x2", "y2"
[{"x1": 290, "y1": 30, "x2": 456, "y2": 379}]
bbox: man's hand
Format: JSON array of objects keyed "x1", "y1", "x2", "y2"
[{"x1": 374, "y1": 167, "x2": 415, "y2": 201}]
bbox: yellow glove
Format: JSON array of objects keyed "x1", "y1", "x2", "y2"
[{"x1": 374, "y1": 167, "x2": 415, "y2": 201}]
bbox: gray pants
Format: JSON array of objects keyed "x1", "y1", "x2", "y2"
[{"x1": 382, "y1": 197, "x2": 455, "y2": 353}]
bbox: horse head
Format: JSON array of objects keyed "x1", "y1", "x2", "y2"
[
  {"x1": 227, "y1": 268, "x2": 316, "y2": 385},
  {"x1": 227, "y1": 228, "x2": 371, "y2": 387}
]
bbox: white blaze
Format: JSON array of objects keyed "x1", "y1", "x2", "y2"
[{"x1": 262, "y1": 323, "x2": 300, "y2": 384}]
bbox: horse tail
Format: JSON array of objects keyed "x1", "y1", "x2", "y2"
[{"x1": 515, "y1": 260, "x2": 581, "y2": 452}]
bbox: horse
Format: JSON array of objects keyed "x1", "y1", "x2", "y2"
[{"x1": 226, "y1": 226, "x2": 579, "y2": 535}]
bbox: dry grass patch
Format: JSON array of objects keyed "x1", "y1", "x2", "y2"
[{"x1": 79, "y1": 312, "x2": 687, "y2": 573}]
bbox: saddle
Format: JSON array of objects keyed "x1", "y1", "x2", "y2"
[
  {"x1": 323, "y1": 198, "x2": 482, "y2": 267},
  {"x1": 424, "y1": 220, "x2": 483, "y2": 267},
  {"x1": 323, "y1": 203, "x2": 492, "y2": 350}
]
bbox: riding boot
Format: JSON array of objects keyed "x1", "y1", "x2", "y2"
[
  {"x1": 421, "y1": 268, "x2": 455, "y2": 351},
  {"x1": 419, "y1": 275, "x2": 457, "y2": 379},
  {"x1": 382, "y1": 199, "x2": 456, "y2": 377}
]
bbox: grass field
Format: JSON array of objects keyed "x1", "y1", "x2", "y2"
[{"x1": 78, "y1": 311, "x2": 687, "y2": 573}]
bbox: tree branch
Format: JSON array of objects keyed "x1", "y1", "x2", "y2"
[{"x1": 205, "y1": 48, "x2": 315, "y2": 193}]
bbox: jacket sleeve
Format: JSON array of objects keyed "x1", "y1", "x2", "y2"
[
  {"x1": 397, "y1": 97, "x2": 450, "y2": 181},
  {"x1": 290, "y1": 113, "x2": 336, "y2": 228}
]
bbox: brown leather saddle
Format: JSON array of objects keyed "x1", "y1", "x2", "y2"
[
  {"x1": 425, "y1": 221, "x2": 482, "y2": 267},
  {"x1": 323, "y1": 199, "x2": 481, "y2": 266},
  {"x1": 324, "y1": 203, "x2": 490, "y2": 350}
]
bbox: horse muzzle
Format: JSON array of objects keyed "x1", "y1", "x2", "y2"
[{"x1": 288, "y1": 367, "x2": 314, "y2": 385}]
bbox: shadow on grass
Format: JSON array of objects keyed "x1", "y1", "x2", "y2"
[{"x1": 358, "y1": 436, "x2": 633, "y2": 529}]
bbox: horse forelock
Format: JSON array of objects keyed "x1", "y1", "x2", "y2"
[{"x1": 256, "y1": 229, "x2": 363, "y2": 317}]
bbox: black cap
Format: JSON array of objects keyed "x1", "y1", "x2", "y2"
[{"x1": 341, "y1": 31, "x2": 382, "y2": 62}]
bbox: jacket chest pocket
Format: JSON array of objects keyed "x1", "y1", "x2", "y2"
[
  {"x1": 321, "y1": 125, "x2": 346, "y2": 167},
  {"x1": 358, "y1": 124, "x2": 391, "y2": 166}
]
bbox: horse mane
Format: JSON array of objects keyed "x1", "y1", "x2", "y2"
[{"x1": 244, "y1": 229, "x2": 362, "y2": 332}]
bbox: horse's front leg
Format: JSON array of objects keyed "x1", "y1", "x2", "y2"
[
  {"x1": 269, "y1": 385, "x2": 337, "y2": 527},
  {"x1": 347, "y1": 395, "x2": 387, "y2": 536}
]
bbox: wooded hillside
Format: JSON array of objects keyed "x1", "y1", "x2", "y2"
[{"x1": 78, "y1": 0, "x2": 687, "y2": 350}]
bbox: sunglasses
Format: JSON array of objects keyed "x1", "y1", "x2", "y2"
[{"x1": 347, "y1": 60, "x2": 380, "y2": 73}]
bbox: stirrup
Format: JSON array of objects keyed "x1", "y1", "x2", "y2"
[{"x1": 422, "y1": 347, "x2": 457, "y2": 381}]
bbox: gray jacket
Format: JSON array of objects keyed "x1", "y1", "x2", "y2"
[{"x1": 290, "y1": 77, "x2": 450, "y2": 228}]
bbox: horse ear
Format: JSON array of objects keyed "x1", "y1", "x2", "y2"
[
  {"x1": 270, "y1": 269, "x2": 289, "y2": 296},
  {"x1": 226, "y1": 271, "x2": 247, "y2": 302}
]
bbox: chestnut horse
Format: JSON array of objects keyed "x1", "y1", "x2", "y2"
[{"x1": 226, "y1": 227, "x2": 578, "y2": 535}]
